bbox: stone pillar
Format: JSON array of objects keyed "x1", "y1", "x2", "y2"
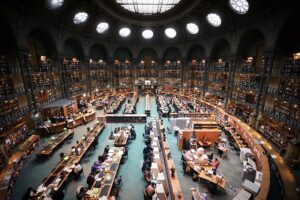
[
  {"x1": 57, "y1": 55, "x2": 66, "y2": 98},
  {"x1": 226, "y1": 56, "x2": 238, "y2": 112},
  {"x1": 18, "y1": 48, "x2": 36, "y2": 112},
  {"x1": 255, "y1": 50, "x2": 275, "y2": 129}
]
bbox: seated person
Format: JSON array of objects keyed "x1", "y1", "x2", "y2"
[
  {"x1": 202, "y1": 137, "x2": 209, "y2": 146},
  {"x1": 144, "y1": 168, "x2": 151, "y2": 182},
  {"x1": 114, "y1": 175, "x2": 122, "y2": 187},
  {"x1": 76, "y1": 185, "x2": 86, "y2": 200},
  {"x1": 86, "y1": 172, "x2": 95, "y2": 189},
  {"x1": 104, "y1": 145, "x2": 110, "y2": 154},
  {"x1": 91, "y1": 161, "x2": 102, "y2": 173},
  {"x1": 22, "y1": 187, "x2": 37, "y2": 200},
  {"x1": 145, "y1": 182, "x2": 156, "y2": 199},
  {"x1": 208, "y1": 152, "x2": 214, "y2": 162},
  {"x1": 73, "y1": 163, "x2": 83, "y2": 176},
  {"x1": 211, "y1": 158, "x2": 220, "y2": 173}
]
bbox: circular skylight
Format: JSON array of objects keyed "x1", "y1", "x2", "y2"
[
  {"x1": 165, "y1": 28, "x2": 177, "y2": 38},
  {"x1": 229, "y1": 0, "x2": 249, "y2": 14},
  {"x1": 119, "y1": 27, "x2": 131, "y2": 38},
  {"x1": 49, "y1": 0, "x2": 64, "y2": 9},
  {"x1": 96, "y1": 22, "x2": 109, "y2": 33},
  {"x1": 206, "y1": 13, "x2": 222, "y2": 27},
  {"x1": 73, "y1": 12, "x2": 88, "y2": 24},
  {"x1": 186, "y1": 23, "x2": 199, "y2": 34},
  {"x1": 116, "y1": 0, "x2": 181, "y2": 15},
  {"x1": 142, "y1": 29, "x2": 154, "y2": 39}
]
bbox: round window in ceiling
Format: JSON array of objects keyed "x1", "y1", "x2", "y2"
[
  {"x1": 206, "y1": 13, "x2": 222, "y2": 27},
  {"x1": 165, "y1": 28, "x2": 177, "y2": 38},
  {"x1": 119, "y1": 27, "x2": 131, "y2": 38},
  {"x1": 96, "y1": 22, "x2": 109, "y2": 33},
  {"x1": 229, "y1": 0, "x2": 249, "y2": 14},
  {"x1": 49, "y1": 0, "x2": 64, "y2": 9},
  {"x1": 186, "y1": 23, "x2": 199, "y2": 34},
  {"x1": 73, "y1": 12, "x2": 88, "y2": 24},
  {"x1": 142, "y1": 29, "x2": 154, "y2": 39},
  {"x1": 115, "y1": 0, "x2": 181, "y2": 15}
]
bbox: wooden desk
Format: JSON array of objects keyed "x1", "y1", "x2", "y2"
[
  {"x1": 0, "y1": 135, "x2": 40, "y2": 200},
  {"x1": 86, "y1": 148, "x2": 123, "y2": 199},
  {"x1": 36, "y1": 130, "x2": 74, "y2": 157},
  {"x1": 37, "y1": 122, "x2": 66, "y2": 135},
  {"x1": 160, "y1": 127, "x2": 184, "y2": 199},
  {"x1": 161, "y1": 92, "x2": 272, "y2": 200},
  {"x1": 35, "y1": 123, "x2": 104, "y2": 198},
  {"x1": 199, "y1": 170, "x2": 226, "y2": 189},
  {"x1": 198, "y1": 140, "x2": 212, "y2": 147},
  {"x1": 145, "y1": 94, "x2": 150, "y2": 116}
]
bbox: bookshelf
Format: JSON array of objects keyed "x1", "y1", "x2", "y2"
[
  {"x1": 63, "y1": 57, "x2": 87, "y2": 96},
  {"x1": 263, "y1": 55, "x2": 300, "y2": 135},
  {"x1": 112, "y1": 61, "x2": 133, "y2": 89},
  {"x1": 0, "y1": 55, "x2": 28, "y2": 127},
  {"x1": 88, "y1": 59, "x2": 109, "y2": 92},
  {"x1": 162, "y1": 61, "x2": 182, "y2": 89},
  {"x1": 230, "y1": 56, "x2": 263, "y2": 124},
  {"x1": 207, "y1": 59, "x2": 230, "y2": 104},
  {"x1": 186, "y1": 60, "x2": 206, "y2": 96}
]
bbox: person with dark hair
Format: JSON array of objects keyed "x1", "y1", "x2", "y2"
[
  {"x1": 208, "y1": 152, "x2": 214, "y2": 162},
  {"x1": 73, "y1": 162, "x2": 83, "y2": 176},
  {"x1": 76, "y1": 186, "x2": 86, "y2": 200},
  {"x1": 22, "y1": 187, "x2": 36, "y2": 200},
  {"x1": 145, "y1": 182, "x2": 156, "y2": 198},
  {"x1": 86, "y1": 172, "x2": 95, "y2": 189},
  {"x1": 104, "y1": 145, "x2": 110, "y2": 154}
]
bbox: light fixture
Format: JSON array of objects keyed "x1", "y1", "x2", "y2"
[
  {"x1": 165, "y1": 28, "x2": 177, "y2": 38},
  {"x1": 186, "y1": 23, "x2": 199, "y2": 34},
  {"x1": 96, "y1": 22, "x2": 109, "y2": 33},
  {"x1": 73, "y1": 12, "x2": 88, "y2": 24},
  {"x1": 206, "y1": 13, "x2": 222, "y2": 27},
  {"x1": 116, "y1": 0, "x2": 182, "y2": 15},
  {"x1": 119, "y1": 27, "x2": 131, "y2": 37},
  {"x1": 142, "y1": 29, "x2": 154, "y2": 39},
  {"x1": 229, "y1": 0, "x2": 249, "y2": 14},
  {"x1": 49, "y1": 0, "x2": 64, "y2": 9}
]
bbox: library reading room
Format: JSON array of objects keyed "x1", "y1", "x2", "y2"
[{"x1": 0, "y1": 0, "x2": 299, "y2": 200}]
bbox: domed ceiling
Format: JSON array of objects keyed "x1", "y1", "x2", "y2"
[{"x1": 3, "y1": 0, "x2": 278, "y2": 44}]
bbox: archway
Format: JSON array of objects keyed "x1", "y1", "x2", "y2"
[{"x1": 163, "y1": 47, "x2": 181, "y2": 62}]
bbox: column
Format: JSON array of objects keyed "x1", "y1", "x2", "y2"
[{"x1": 18, "y1": 48, "x2": 36, "y2": 112}]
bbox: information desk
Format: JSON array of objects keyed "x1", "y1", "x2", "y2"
[
  {"x1": 36, "y1": 130, "x2": 74, "y2": 157},
  {"x1": 199, "y1": 170, "x2": 226, "y2": 188},
  {"x1": 183, "y1": 151, "x2": 227, "y2": 189},
  {"x1": 35, "y1": 123, "x2": 104, "y2": 198},
  {"x1": 67, "y1": 111, "x2": 96, "y2": 129},
  {"x1": 36, "y1": 122, "x2": 66, "y2": 135},
  {"x1": 106, "y1": 114, "x2": 147, "y2": 123},
  {"x1": 86, "y1": 147, "x2": 123, "y2": 199},
  {"x1": 162, "y1": 93, "x2": 271, "y2": 200}
]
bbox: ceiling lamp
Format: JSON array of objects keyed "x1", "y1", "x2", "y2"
[
  {"x1": 119, "y1": 27, "x2": 131, "y2": 38},
  {"x1": 142, "y1": 29, "x2": 154, "y2": 39},
  {"x1": 116, "y1": 0, "x2": 181, "y2": 15},
  {"x1": 165, "y1": 28, "x2": 177, "y2": 38},
  {"x1": 73, "y1": 12, "x2": 88, "y2": 24},
  {"x1": 229, "y1": 0, "x2": 249, "y2": 14},
  {"x1": 206, "y1": 13, "x2": 222, "y2": 27},
  {"x1": 49, "y1": 0, "x2": 64, "y2": 9},
  {"x1": 186, "y1": 23, "x2": 199, "y2": 34},
  {"x1": 96, "y1": 22, "x2": 109, "y2": 33}
]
